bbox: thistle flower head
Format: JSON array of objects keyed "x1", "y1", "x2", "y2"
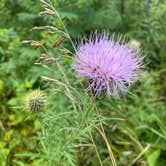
[
  {"x1": 73, "y1": 32, "x2": 144, "y2": 98},
  {"x1": 26, "y1": 90, "x2": 46, "y2": 112}
]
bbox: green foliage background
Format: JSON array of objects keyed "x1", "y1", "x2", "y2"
[{"x1": 0, "y1": 0, "x2": 166, "y2": 165}]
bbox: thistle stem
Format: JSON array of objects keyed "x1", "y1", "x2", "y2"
[
  {"x1": 56, "y1": 62, "x2": 103, "y2": 166},
  {"x1": 92, "y1": 96, "x2": 117, "y2": 166}
]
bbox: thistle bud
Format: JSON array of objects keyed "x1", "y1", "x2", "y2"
[
  {"x1": 26, "y1": 90, "x2": 46, "y2": 112},
  {"x1": 128, "y1": 39, "x2": 141, "y2": 51}
]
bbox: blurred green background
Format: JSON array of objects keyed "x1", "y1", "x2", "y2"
[{"x1": 0, "y1": 0, "x2": 166, "y2": 165}]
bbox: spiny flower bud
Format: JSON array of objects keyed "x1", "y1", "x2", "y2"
[
  {"x1": 26, "y1": 90, "x2": 46, "y2": 112},
  {"x1": 128, "y1": 39, "x2": 141, "y2": 51}
]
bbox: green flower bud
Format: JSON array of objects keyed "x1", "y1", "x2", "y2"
[{"x1": 26, "y1": 90, "x2": 46, "y2": 112}]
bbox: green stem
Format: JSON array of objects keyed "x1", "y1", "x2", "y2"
[{"x1": 92, "y1": 96, "x2": 117, "y2": 166}]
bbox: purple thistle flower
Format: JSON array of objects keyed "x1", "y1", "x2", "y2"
[{"x1": 73, "y1": 32, "x2": 144, "y2": 98}]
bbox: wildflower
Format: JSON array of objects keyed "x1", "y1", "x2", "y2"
[
  {"x1": 26, "y1": 90, "x2": 46, "y2": 112},
  {"x1": 73, "y1": 32, "x2": 144, "y2": 98}
]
